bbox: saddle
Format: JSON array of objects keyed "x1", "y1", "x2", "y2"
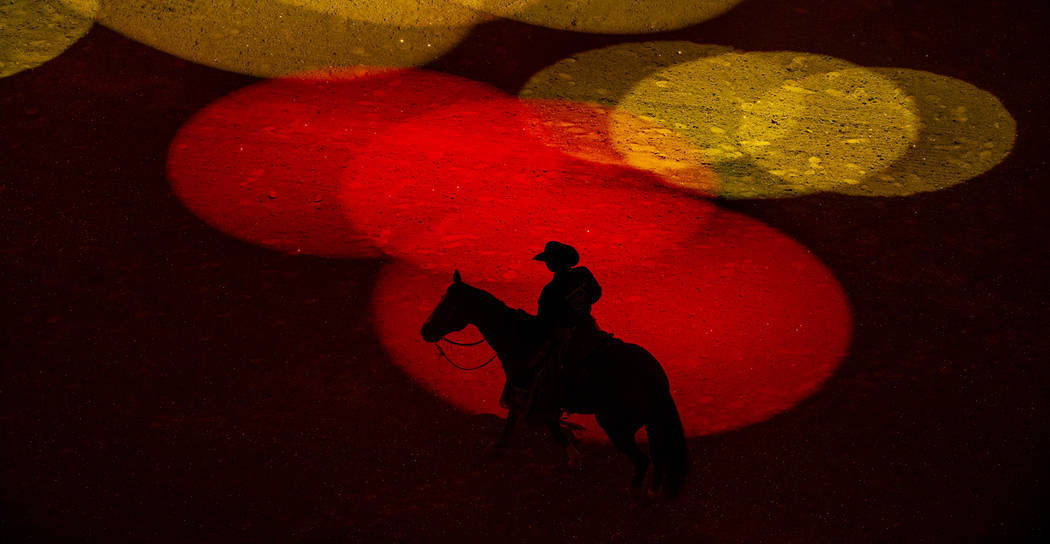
[
  {"x1": 563, "y1": 323, "x2": 616, "y2": 371},
  {"x1": 551, "y1": 324, "x2": 619, "y2": 416},
  {"x1": 500, "y1": 319, "x2": 617, "y2": 418}
]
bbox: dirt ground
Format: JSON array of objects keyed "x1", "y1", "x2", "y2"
[{"x1": 2, "y1": 0, "x2": 1048, "y2": 542}]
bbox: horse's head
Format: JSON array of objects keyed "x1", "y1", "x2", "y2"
[{"x1": 421, "y1": 270, "x2": 472, "y2": 343}]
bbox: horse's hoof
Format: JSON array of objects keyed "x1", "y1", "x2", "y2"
[{"x1": 566, "y1": 445, "x2": 583, "y2": 470}]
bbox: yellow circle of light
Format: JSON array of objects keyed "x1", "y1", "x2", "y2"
[
  {"x1": 734, "y1": 66, "x2": 920, "y2": 194},
  {"x1": 616, "y1": 51, "x2": 920, "y2": 198},
  {"x1": 276, "y1": 0, "x2": 487, "y2": 26},
  {"x1": 0, "y1": 0, "x2": 99, "y2": 78},
  {"x1": 833, "y1": 68, "x2": 1016, "y2": 196},
  {"x1": 452, "y1": 0, "x2": 743, "y2": 34},
  {"x1": 97, "y1": 0, "x2": 485, "y2": 77},
  {"x1": 520, "y1": 41, "x2": 735, "y2": 107}
]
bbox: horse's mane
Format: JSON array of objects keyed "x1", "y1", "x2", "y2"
[
  {"x1": 458, "y1": 282, "x2": 545, "y2": 378},
  {"x1": 462, "y1": 283, "x2": 542, "y2": 334}
]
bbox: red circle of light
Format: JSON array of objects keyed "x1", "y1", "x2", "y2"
[
  {"x1": 373, "y1": 220, "x2": 851, "y2": 442},
  {"x1": 338, "y1": 98, "x2": 711, "y2": 279},
  {"x1": 167, "y1": 68, "x2": 511, "y2": 257}
]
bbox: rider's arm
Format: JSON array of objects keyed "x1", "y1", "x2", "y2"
[
  {"x1": 575, "y1": 267, "x2": 601, "y2": 305},
  {"x1": 586, "y1": 270, "x2": 601, "y2": 304}
]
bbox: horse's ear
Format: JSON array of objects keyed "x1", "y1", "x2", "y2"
[{"x1": 453, "y1": 270, "x2": 462, "y2": 284}]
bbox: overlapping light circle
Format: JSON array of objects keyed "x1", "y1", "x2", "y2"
[
  {"x1": 519, "y1": 41, "x2": 734, "y2": 106},
  {"x1": 522, "y1": 42, "x2": 1016, "y2": 198},
  {"x1": 167, "y1": 68, "x2": 509, "y2": 257},
  {"x1": 0, "y1": 0, "x2": 98, "y2": 78},
  {"x1": 451, "y1": 0, "x2": 744, "y2": 34},
  {"x1": 166, "y1": 67, "x2": 854, "y2": 440},
  {"x1": 1, "y1": 0, "x2": 1017, "y2": 447},
  {"x1": 622, "y1": 55, "x2": 919, "y2": 197},
  {"x1": 339, "y1": 96, "x2": 713, "y2": 278},
  {"x1": 97, "y1": 0, "x2": 485, "y2": 77},
  {"x1": 522, "y1": 100, "x2": 721, "y2": 194}
]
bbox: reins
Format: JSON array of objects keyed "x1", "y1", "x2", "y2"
[
  {"x1": 441, "y1": 337, "x2": 487, "y2": 347},
  {"x1": 436, "y1": 336, "x2": 498, "y2": 370}
]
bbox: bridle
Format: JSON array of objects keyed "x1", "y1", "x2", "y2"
[
  {"x1": 435, "y1": 334, "x2": 498, "y2": 371},
  {"x1": 429, "y1": 286, "x2": 497, "y2": 371}
]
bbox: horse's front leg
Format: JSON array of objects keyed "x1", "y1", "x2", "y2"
[
  {"x1": 545, "y1": 420, "x2": 582, "y2": 470},
  {"x1": 484, "y1": 408, "x2": 520, "y2": 456}
]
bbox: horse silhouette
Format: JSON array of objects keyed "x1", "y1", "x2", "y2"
[{"x1": 421, "y1": 270, "x2": 688, "y2": 497}]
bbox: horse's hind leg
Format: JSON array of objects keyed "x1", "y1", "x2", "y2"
[
  {"x1": 650, "y1": 461, "x2": 666, "y2": 496},
  {"x1": 545, "y1": 419, "x2": 582, "y2": 469},
  {"x1": 598, "y1": 416, "x2": 650, "y2": 493}
]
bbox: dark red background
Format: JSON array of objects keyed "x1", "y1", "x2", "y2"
[{"x1": 2, "y1": 0, "x2": 1047, "y2": 541}]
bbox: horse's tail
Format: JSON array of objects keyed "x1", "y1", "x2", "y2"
[{"x1": 646, "y1": 388, "x2": 688, "y2": 498}]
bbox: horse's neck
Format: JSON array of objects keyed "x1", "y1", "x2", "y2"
[{"x1": 467, "y1": 288, "x2": 532, "y2": 368}]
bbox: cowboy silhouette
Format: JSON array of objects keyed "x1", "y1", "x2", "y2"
[
  {"x1": 421, "y1": 255, "x2": 687, "y2": 495},
  {"x1": 525, "y1": 241, "x2": 602, "y2": 421}
]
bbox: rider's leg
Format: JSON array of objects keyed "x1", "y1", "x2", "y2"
[
  {"x1": 552, "y1": 327, "x2": 572, "y2": 371},
  {"x1": 525, "y1": 329, "x2": 569, "y2": 423}
]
